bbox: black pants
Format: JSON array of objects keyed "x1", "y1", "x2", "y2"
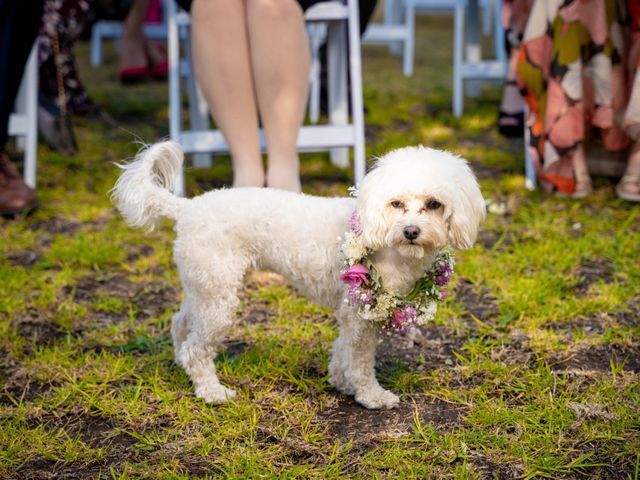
[{"x1": 0, "y1": 0, "x2": 44, "y2": 149}]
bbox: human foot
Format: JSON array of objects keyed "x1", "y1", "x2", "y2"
[
  {"x1": 119, "y1": 34, "x2": 149, "y2": 84},
  {"x1": 616, "y1": 172, "x2": 640, "y2": 202}
]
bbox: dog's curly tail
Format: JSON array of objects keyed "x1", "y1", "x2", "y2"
[{"x1": 111, "y1": 141, "x2": 187, "y2": 231}]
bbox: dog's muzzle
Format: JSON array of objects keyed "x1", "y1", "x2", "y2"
[{"x1": 403, "y1": 225, "x2": 421, "y2": 241}]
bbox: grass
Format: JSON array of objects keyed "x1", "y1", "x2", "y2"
[{"x1": 1, "y1": 14, "x2": 639, "y2": 479}]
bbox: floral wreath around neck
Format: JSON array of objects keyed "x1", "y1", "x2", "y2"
[{"x1": 340, "y1": 211, "x2": 455, "y2": 333}]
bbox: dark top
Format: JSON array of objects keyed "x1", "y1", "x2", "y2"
[{"x1": 176, "y1": 0, "x2": 324, "y2": 13}]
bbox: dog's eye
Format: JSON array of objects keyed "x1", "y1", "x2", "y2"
[
  {"x1": 390, "y1": 200, "x2": 404, "y2": 209},
  {"x1": 426, "y1": 199, "x2": 442, "y2": 210}
]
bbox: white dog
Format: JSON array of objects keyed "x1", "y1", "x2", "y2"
[{"x1": 112, "y1": 142, "x2": 485, "y2": 409}]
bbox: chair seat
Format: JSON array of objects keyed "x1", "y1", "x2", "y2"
[
  {"x1": 174, "y1": 2, "x2": 349, "y2": 27},
  {"x1": 180, "y1": 125, "x2": 357, "y2": 154},
  {"x1": 305, "y1": 1, "x2": 349, "y2": 21}
]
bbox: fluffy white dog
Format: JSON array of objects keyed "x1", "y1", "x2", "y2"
[{"x1": 112, "y1": 142, "x2": 485, "y2": 409}]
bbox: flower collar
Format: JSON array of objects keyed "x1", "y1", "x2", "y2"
[{"x1": 340, "y1": 211, "x2": 455, "y2": 333}]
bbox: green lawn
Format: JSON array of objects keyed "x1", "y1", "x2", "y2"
[{"x1": 1, "y1": 14, "x2": 639, "y2": 479}]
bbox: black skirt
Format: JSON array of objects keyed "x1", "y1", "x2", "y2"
[{"x1": 175, "y1": 0, "x2": 325, "y2": 14}]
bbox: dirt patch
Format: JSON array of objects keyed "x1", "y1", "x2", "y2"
[
  {"x1": 11, "y1": 308, "x2": 72, "y2": 350},
  {"x1": 612, "y1": 295, "x2": 640, "y2": 327},
  {"x1": 218, "y1": 340, "x2": 249, "y2": 361},
  {"x1": 1, "y1": 373, "x2": 55, "y2": 405},
  {"x1": 573, "y1": 258, "x2": 616, "y2": 294},
  {"x1": 14, "y1": 409, "x2": 138, "y2": 480},
  {"x1": 240, "y1": 304, "x2": 273, "y2": 325},
  {"x1": 469, "y1": 161, "x2": 509, "y2": 180},
  {"x1": 549, "y1": 343, "x2": 640, "y2": 373},
  {"x1": 28, "y1": 215, "x2": 113, "y2": 247},
  {"x1": 470, "y1": 455, "x2": 522, "y2": 480},
  {"x1": 549, "y1": 314, "x2": 609, "y2": 337},
  {"x1": 454, "y1": 278, "x2": 500, "y2": 323},
  {"x1": 477, "y1": 230, "x2": 514, "y2": 251},
  {"x1": 319, "y1": 393, "x2": 463, "y2": 445},
  {"x1": 377, "y1": 325, "x2": 464, "y2": 372},
  {"x1": 67, "y1": 273, "x2": 138, "y2": 303},
  {"x1": 29, "y1": 215, "x2": 81, "y2": 236},
  {"x1": 236, "y1": 271, "x2": 284, "y2": 325},
  {"x1": 125, "y1": 244, "x2": 154, "y2": 262},
  {"x1": 6, "y1": 250, "x2": 39, "y2": 268},
  {"x1": 133, "y1": 282, "x2": 180, "y2": 319},
  {"x1": 67, "y1": 274, "x2": 179, "y2": 320},
  {"x1": 365, "y1": 123, "x2": 384, "y2": 143}
]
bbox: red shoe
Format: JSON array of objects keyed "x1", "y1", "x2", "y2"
[
  {"x1": 150, "y1": 59, "x2": 168, "y2": 80},
  {"x1": 118, "y1": 65, "x2": 150, "y2": 85}
]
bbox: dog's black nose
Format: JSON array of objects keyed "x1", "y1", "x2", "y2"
[{"x1": 403, "y1": 225, "x2": 421, "y2": 241}]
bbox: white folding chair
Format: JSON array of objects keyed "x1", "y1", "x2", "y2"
[
  {"x1": 377, "y1": 0, "x2": 506, "y2": 115},
  {"x1": 362, "y1": 0, "x2": 415, "y2": 77},
  {"x1": 91, "y1": 16, "x2": 168, "y2": 66},
  {"x1": 452, "y1": 0, "x2": 506, "y2": 116},
  {"x1": 8, "y1": 45, "x2": 38, "y2": 188},
  {"x1": 168, "y1": 0, "x2": 366, "y2": 197}
]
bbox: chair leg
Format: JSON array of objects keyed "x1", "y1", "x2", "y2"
[
  {"x1": 453, "y1": 2, "x2": 464, "y2": 117},
  {"x1": 168, "y1": 3, "x2": 186, "y2": 197},
  {"x1": 347, "y1": 0, "x2": 366, "y2": 184},
  {"x1": 90, "y1": 24, "x2": 102, "y2": 67},
  {"x1": 327, "y1": 19, "x2": 349, "y2": 169},
  {"x1": 493, "y1": 0, "x2": 506, "y2": 63},
  {"x1": 388, "y1": 0, "x2": 403, "y2": 56},
  {"x1": 23, "y1": 46, "x2": 38, "y2": 188},
  {"x1": 403, "y1": 0, "x2": 415, "y2": 77}
]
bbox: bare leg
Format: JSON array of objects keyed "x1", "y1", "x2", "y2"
[
  {"x1": 247, "y1": 0, "x2": 310, "y2": 192},
  {"x1": 498, "y1": 50, "x2": 525, "y2": 135},
  {"x1": 571, "y1": 144, "x2": 593, "y2": 198},
  {"x1": 500, "y1": 51, "x2": 525, "y2": 115},
  {"x1": 120, "y1": 0, "x2": 150, "y2": 70},
  {"x1": 191, "y1": 0, "x2": 264, "y2": 187}
]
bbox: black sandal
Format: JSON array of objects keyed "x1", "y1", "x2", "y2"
[
  {"x1": 498, "y1": 110, "x2": 525, "y2": 138},
  {"x1": 498, "y1": 80, "x2": 525, "y2": 138}
]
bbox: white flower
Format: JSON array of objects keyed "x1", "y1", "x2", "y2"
[
  {"x1": 416, "y1": 301, "x2": 438, "y2": 325},
  {"x1": 341, "y1": 231, "x2": 368, "y2": 262}
]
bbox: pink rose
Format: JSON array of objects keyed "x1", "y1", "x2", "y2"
[{"x1": 340, "y1": 263, "x2": 369, "y2": 287}]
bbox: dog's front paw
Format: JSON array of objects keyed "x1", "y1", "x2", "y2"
[
  {"x1": 355, "y1": 387, "x2": 400, "y2": 410},
  {"x1": 195, "y1": 383, "x2": 237, "y2": 404}
]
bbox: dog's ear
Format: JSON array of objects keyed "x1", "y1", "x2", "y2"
[
  {"x1": 359, "y1": 204, "x2": 387, "y2": 250},
  {"x1": 356, "y1": 168, "x2": 388, "y2": 250},
  {"x1": 445, "y1": 170, "x2": 486, "y2": 250}
]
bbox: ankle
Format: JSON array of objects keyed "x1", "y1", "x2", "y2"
[
  {"x1": 232, "y1": 167, "x2": 264, "y2": 188},
  {"x1": 266, "y1": 159, "x2": 301, "y2": 192}
]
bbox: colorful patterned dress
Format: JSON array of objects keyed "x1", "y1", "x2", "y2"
[{"x1": 515, "y1": 0, "x2": 640, "y2": 195}]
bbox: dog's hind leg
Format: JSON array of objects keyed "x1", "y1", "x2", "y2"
[{"x1": 329, "y1": 307, "x2": 400, "y2": 409}]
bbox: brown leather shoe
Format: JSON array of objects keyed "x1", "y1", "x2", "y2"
[{"x1": 0, "y1": 152, "x2": 38, "y2": 215}]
